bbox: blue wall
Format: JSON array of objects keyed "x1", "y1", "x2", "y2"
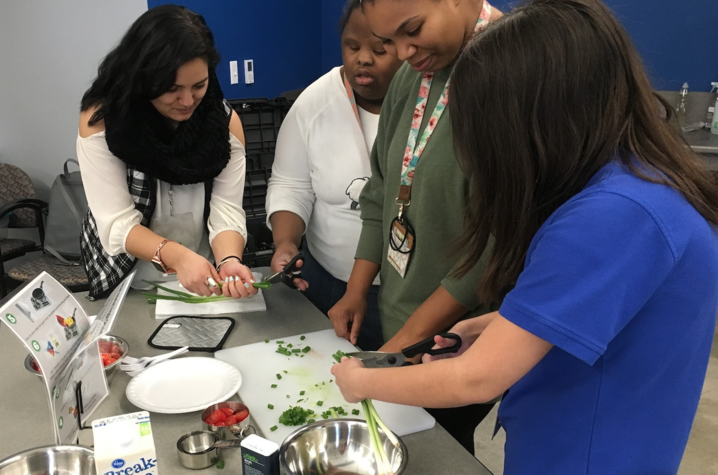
[
  {"x1": 148, "y1": 0, "x2": 716, "y2": 97},
  {"x1": 321, "y1": 0, "x2": 717, "y2": 92},
  {"x1": 148, "y1": 0, "x2": 322, "y2": 99},
  {"x1": 322, "y1": 0, "x2": 346, "y2": 72}
]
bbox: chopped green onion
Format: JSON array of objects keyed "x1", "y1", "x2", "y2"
[
  {"x1": 268, "y1": 404, "x2": 274, "y2": 410},
  {"x1": 332, "y1": 350, "x2": 349, "y2": 363},
  {"x1": 216, "y1": 459, "x2": 225, "y2": 469},
  {"x1": 271, "y1": 384, "x2": 277, "y2": 388},
  {"x1": 300, "y1": 391, "x2": 305, "y2": 396},
  {"x1": 302, "y1": 346, "x2": 311, "y2": 353},
  {"x1": 300, "y1": 336, "x2": 306, "y2": 340},
  {"x1": 316, "y1": 400, "x2": 324, "y2": 407},
  {"x1": 270, "y1": 425, "x2": 278, "y2": 432},
  {"x1": 352, "y1": 409, "x2": 360, "y2": 416},
  {"x1": 276, "y1": 374, "x2": 282, "y2": 380},
  {"x1": 264, "y1": 339, "x2": 269, "y2": 343}
]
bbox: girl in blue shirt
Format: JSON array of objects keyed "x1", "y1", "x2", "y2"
[{"x1": 332, "y1": 0, "x2": 718, "y2": 473}]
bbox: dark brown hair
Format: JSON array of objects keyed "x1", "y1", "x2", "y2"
[
  {"x1": 81, "y1": 5, "x2": 220, "y2": 126},
  {"x1": 450, "y1": 0, "x2": 718, "y2": 304}
]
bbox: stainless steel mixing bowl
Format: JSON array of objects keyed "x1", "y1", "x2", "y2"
[
  {"x1": 0, "y1": 445, "x2": 95, "y2": 475},
  {"x1": 280, "y1": 419, "x2": 408, "y2": 475}
]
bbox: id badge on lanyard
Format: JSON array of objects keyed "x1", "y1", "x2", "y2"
[{"x1": 387, "y1": 1, "x2": 492, "y2": 278}]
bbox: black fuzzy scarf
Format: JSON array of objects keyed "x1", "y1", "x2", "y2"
[{"x1": 104, "y1": 71, "x2": 230, "y2": 185}]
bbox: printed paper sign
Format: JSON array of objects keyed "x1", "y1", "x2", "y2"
[{"x1": 0, "y1": 271, "x2": 134, "y2": 443}]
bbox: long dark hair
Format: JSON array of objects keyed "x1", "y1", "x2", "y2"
[
  {"x1": 450, "y1": 0, "x2": 718, "y2": 304},
  {"x1": 81, "y1": 5, "x2": 220, "y2": 126}
]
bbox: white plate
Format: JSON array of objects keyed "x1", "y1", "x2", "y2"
[{"x1": 126, "y1": 357, "x2": 242, "y2": 414}]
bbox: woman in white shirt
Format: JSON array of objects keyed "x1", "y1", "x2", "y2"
[
  {"x1": 77, "y1": 5, "x2": 257, "y2": 301},
  {"x1": 266, "y1": 0, "x2": 403, "y2": 350}
]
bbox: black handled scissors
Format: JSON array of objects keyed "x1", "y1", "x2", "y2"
[
  {"x1": 263, "y1": 253, "x2": 304, "y2": 289},
  {"x1": 346, "y1": 333, "x2": 462, "y2": 368}
]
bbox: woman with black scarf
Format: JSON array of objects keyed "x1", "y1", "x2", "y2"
[{"x1": 77, "y1": 5, "x2": 255, "y2": 301}]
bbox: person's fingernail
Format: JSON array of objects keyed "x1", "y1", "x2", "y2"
[
  {"x1": 224, "y1": 277, "x2": 229, "y2": 283},
  {"x1": 234, "y1": 276, "x2": 240, "y2": 282},
  {"x1": 207, "y1": 277, "x2": 218, "y2": 288},
  {"x1": 250, "y1": 279, "x2": 256, "y2": 283},
  {"x1": 244, "y1": 282, "x2": 250, "y2": 289}
]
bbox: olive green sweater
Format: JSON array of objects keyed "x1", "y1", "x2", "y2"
[{"x1": 357, "y1": 62, "x2": 496, "y2": 340}]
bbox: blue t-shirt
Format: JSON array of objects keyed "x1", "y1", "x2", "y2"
[{"x1": 498, "y1": 161, "x2": 718, "y2": 475}]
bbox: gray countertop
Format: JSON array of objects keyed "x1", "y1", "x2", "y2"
[
  {"x1": 685, "y1": 128, "x2": 718, "y2": 154},
  {"x1": 0, "y1": 268, "x2": 492, "y2": 475}
]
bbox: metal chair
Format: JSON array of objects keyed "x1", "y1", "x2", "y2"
[
  {"x1": 0, "y1": 164, "x2": 88, "y2": 297},
  {"x1": 0, "y1": 164, "x2": 47, "y2": 297}
]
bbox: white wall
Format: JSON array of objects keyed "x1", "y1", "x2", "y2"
[{"x1": 0, "y1": 0, "x2": 148, "y2": 200}]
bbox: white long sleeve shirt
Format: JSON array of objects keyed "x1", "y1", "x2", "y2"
[
  {"x1": 77, "y1": 130, "x2": 248, "y2": 288},
  {"x1": 266, "y1": 67, "x2": 380, "y2": 284}
]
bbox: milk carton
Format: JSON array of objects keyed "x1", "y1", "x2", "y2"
[{"x1": 92, "y1": 411, "x2": 159, "y2": 475}]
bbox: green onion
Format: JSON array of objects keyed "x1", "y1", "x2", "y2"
[
  {"x1": 264, "y1": 339, "x2": 269, "y2": 343},
  {"x1": 362, "y1": 399, "x2": 399, "y2": 475},
  {"x1": 268, "y1": 404, "x2": 274, "y2": 410},
  {"x1": 287, "y1": 343, "x2": 293, "y2": 348},
  {"x1": 352, "y1": 409, "x2": 360, "y2": 416},
  {"x1": 316, "y1": 400, "x2": 324, "y2": 407},
  {"x1": 216, "y1": 459, "x2": 225, "y2": 469},
  {"x1": 307, "y1": 419, "x2": 315, "y2": 424},
  {"x1": 141, "y1": 280, "x2": 192, "y2": 297},
  {"x1": 302, "y1": 346, "x2": 311, "y2": 353},
  {"x1": 300, "y1": 336, "x2": 306, "y2": 340},
  {"x1": 270, "y1": 425, "x2": 278, "y2": 432},
  {"x1": 276, "y1": 374, "x2": 282, "y2": 380},
  {"x1": 300, "y1": 391, "x2": 305, "y2": 396},
  {"x1": 278, "y1": 406, "x2": 312, "y2": 426},
  {"x1": 141, "y1": 292, "x2": 232, "y2": 304},
  {"x1": 271, "y1": 384, "x2": 277, "y2": 388}
]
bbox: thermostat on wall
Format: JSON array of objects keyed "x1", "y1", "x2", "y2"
[{"x1": 244, "y1": 60, "x2": 254, "y2": 85}]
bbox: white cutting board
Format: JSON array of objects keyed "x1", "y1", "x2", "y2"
[
  {"x1": 155, "y1": 273, "x2": 267, "y2": 318},
  {"x1": 215, "y1": 329, "x2": 435, "y2": 445}
]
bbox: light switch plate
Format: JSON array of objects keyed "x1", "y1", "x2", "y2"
[
  {"x1": 244, "y1": 59, "x2": 254, "y2": 85},
  {"x1": 229, "y1": 61, "x2": 239, "y2": 85}
]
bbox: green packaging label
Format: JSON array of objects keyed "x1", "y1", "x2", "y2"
[{"x1": 139, "y1": 422, "x2": 151, "y2": 436}]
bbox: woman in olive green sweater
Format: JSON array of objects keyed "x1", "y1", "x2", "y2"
[{"x1": 328, "y1": 0, "x2": 502, "y2": 454}]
